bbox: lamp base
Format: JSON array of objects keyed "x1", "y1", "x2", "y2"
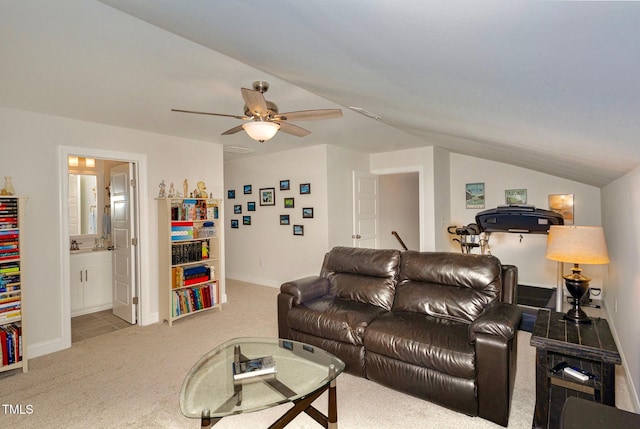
[
  {"x1": 563, "y1": 306, "x2": 592, "y2": 323},
  {"x1": 563, "y1": 267, "x2": 592, "y2": 324}
]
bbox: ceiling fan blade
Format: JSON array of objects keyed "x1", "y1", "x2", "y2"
[
  {"x1": 241, "y1": 88, "x2": 269, "y2": 117},
  {"x1": 221, "y1": 124, "x2": 245, "y2": 135},
  {"x1": 277, "y1": 121, "x2": 311, "y2": 137},
  {"x1": 273, "y1": 109, "x2": 343, "y2": 121},
  {"x1": 172, "y1": 109, "x2": 249, "y2": 120}
]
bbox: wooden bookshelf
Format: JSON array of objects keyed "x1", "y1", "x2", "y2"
[
  {"x1": 0, "y1": 196, "x2": 27, "y2": 373},
  {"x1": 158, "y1": 198, "x2": 222, "y2": 326}
]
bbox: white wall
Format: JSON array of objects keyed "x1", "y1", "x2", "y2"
[
  {"x1": 601, "y1": 165, "x2": 640, "y2": 410},
  {"x1": 449, "y1": 153, "x2": 604, "y2": 290},
  {"x1": 379, "y1": 173, "x2": 420, "y2": 250},
  {"x1": 0, "y1": 106, "x2": 225, "y2": 358},
  {"x1": 224, "y1": 145, "x2": 330, "y2": 287}
]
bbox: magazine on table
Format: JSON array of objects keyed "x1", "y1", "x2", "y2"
[{"x1": 232, "y1": 355, "x2": 277, "y2": 380}]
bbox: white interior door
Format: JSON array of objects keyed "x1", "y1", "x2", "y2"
[
  {"x1": 110, "y1": 163, "x2": 137, "y2": 324},
  {"x1": 352, "y1": 171, "x2": 379, "y2": 248}
]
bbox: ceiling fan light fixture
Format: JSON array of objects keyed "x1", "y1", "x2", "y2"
[{"x1": 242, "y1": 121, "x2": 280, "y2": 142}]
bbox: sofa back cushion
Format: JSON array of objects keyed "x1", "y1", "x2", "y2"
[
  {"x1": 394, "y1": 251, "x2": 501, "y2": 323},
  {"x1": 320, "y1": 247, "x2": 401, "y2": 311}
]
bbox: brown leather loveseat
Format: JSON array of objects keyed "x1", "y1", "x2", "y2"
[{"x1": 277, "y1": 246, "x2": 521, "y2": 426}]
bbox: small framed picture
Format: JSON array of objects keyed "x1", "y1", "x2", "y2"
[
  {"x1": 247, "y1": 202, "x2": 256, "y2": 211},
  {"x1": 505, "y1": 189, "x2": 527, "y2": 205},
  {"x1": 233, "y1": 205, "x2": 242, "y2": 214},
  {"x1": 259, "y1": 187, "x2": 275, "y2": 206},
  {"x1": 280, "y1": 180, "x2": 290, "y2": 191},
  {"x1": 280, "y1": 214, "x2": 290, "y2": 225},
  {"x1": 227, "y1": 190, "x2": 235, "y2": 199},
  {"x1": 549, "y1": 194, "x2": 574, "y2": 225},
  {"x1": 244, "y1": 184, "x2": 252, "y2": 195},
  {"x1": 284, "y1": 197, "x2": 295, "y2": 208},
  {"x1": 243, "y1": 216, "x2": 251, "y2": 226},
  {"x1": 231, "y1": 219, "x2": 239, "y2": 229},
  {"x1": 300, "y1": 183, "x2": 311, "y2": 194},
  {"x1": 293, "y1": 225, "x2": 304, "y2": 236},
  {"x1": 302, "y1": 207, "x2": 314, "y2": 218},
  {"x1": 465, "y1": 183, "x2": 485, "y2": 209}
]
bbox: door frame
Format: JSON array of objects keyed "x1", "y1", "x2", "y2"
[
  {"x1": 370, "y1": 166, "x2": 424, "y2": 251},
  {"x1": 58, "y1": 146, "x2": 149, "y2": 348}
]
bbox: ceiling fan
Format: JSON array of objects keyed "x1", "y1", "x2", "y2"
[{"x1": 172, "y1": 81, "x2": 343, "y2": 142}]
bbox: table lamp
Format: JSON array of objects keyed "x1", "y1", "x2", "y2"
[{"x1": 545, "y1": 225, "x2": 609, "y2": 323}]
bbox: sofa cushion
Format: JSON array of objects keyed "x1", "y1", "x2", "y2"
[
  {"x1": 320, "y1": 247, "x2": 401, "y2": 311},
  {"x1": 365, "y1": 311, "x2": 476, "y2": 379},
  {"x1": 287, "y1": 297, "x2": 388, "y2": 346},
  {"x1": 395, "y1": 251, "x2": 501, "y2": 323}
]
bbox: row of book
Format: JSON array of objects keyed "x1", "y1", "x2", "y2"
[
  {"x1": 0, "y1": 199, "x2": 18, "y2": 231},
  {"x1": 0, "y1": 262, "x2": 20, "y2": 293},
  {"x1": 171, "y1": 239, "x2": 209, "y2": 265},
  {"x1": 170, "y1": 199, "x2": 218, "y2": 222},
  {"x1": 0, "y1": 230, "x2": 19, "y2": 260},
  {"x1": 171, "y1": 264, "x2": 211, "y2": 289},
  {"x1": 0, "y1": 294, "x2": 21, "y2": 324},
  {"x1": 0, "y1": 322, "x2": 22, "y2": 366},
  {"x1": 172, "y1": 282, "x2": 217, "y2": 317}
]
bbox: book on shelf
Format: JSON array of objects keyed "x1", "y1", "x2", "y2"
[{"x1": 232, "y1": 355, "x2": 277, "y2": 380}]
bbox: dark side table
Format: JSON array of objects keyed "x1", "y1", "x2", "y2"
[{"x1": 530, "y1": 309, "x2": 621, "y2": 429}]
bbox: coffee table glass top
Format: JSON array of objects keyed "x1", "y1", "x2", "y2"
[{"x1": 180, "y1": 337, "x2": 346, "y2": 419}]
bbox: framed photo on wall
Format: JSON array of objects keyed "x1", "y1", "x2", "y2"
[
  {"x1": 231, "y1": 219, "x2": 239, "y2": 229},
  {"x1": 243, "y1": 216, "x2": 251, "y2": 226},
  {"x1": 247, "y1": 202, "x2": 256, "y2": 211},
  {"x1": 244, "y1": 184, "x2": 252, "y2": 194},
  {"x1": 465, "y1": 183, "x2": 485, "y2": 209},
  {"x1": 284, "y1": 197, "x2": 295, "y2": 208},
  {"x1": 280, "y1": 180, "x2": 290, "y2": 191},
  {"x1": 259, "y1": 188, "x2": 275, "y2": 206},
  {"x1": 233, "y1": 205, "x2": 242, "y2": 214},
  {"x1": 549, "y1": 194, "x2": 574, "y2": 225},
  {"x1": 293, "y1": 225, "x2": 304, "y2": 236},
  {"x1": 302, "y1": 207, "x2": 314, "y2": 218},
  {"x1": 300, "y1": 183, "x2": 311, "y2": 194},
  {"x1": 280, "y1": 215, "x2": 290, "y2": 225},
  {"x1": 505, "y1": 189, "x2": 527, "y2": 205},
  {"x1": 227, "y1": 190, "x2": 235, "y2": 199}
]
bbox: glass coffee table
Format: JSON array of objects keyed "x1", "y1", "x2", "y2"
[{"x1": 180, "y1": 337, "x2": 346, "y2": 428}]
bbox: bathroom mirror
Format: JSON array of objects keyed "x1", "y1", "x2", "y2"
[{"x1": 69, "y1": 174, "x2": 98, "y2": 236}]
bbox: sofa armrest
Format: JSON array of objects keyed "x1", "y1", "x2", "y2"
[
  {"x1": 469, "y1": 302, "x2": 522, "y2": 343},
  {"x1": 280, "y1": 276, "x2": 330, "y2": 305}
]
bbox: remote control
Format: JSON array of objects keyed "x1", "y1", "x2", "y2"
[{"x1": 564, "y1": 366, "x2": 589, "y2": 381}]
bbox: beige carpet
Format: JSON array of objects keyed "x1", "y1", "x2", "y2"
[{"x1": 0, "y1": 280, "x2": 631, "y2": 428}]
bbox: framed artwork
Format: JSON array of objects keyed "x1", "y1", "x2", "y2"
[
  {"x1": 280, "y1": 180, "x2": 290, "y2": 191},
  {"x1": 505, "y1": 189, "x2": 527, "y2": 205},
  {"x1": 549, "y1": 194, "x2": 574, "y2": 225},
  {"x1": 302, "y1": 207, "x2": 314, "y2": 218},
  {"x1": 259, "y1": 188, "x2": 275, "y2": 206},
  {"x1": 231, "y1": 219, "x2": 239, "y2": 229},
  {"x1": 244, "y1": 184, "x2": 252, "y2": 194},
  {"x1": 293, "y1": 225, "x2": 304, "y2": 236},
  {"x1": 243, "y1": 216, "x2": 251, "y2": 226},
  {"x1": 284, "y1": 197, "x2": 295, "y2": 208},
  {"x1": 247, "y1": 202, "x2": 256, "y2": 211},
  {"x1": 280, "y1": 214, "x2": 290, "y2": 225},
  {"x1": 227, "y1": 190, "x2": 235, "y2": 199},
  {"x1": 233, "y1": 205, "x2": 242, "y2": 214},
  {"x1": 465, "y1": 183, "x2": 485, "y2": 209},
  {"x1": 300, "y1": 183, "x2": 311, "y2": 194}
]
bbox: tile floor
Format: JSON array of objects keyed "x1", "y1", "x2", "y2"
[{"x1": 71, "y1": 309, "x2": 133, "y2": 343}]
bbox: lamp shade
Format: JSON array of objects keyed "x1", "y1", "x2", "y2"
[
  {"x1": 545, "y1": 225, "x2": 610, "y2": 265},
  {"x1": 242, "y1": 121, "x2": 280, "y2": 142}
]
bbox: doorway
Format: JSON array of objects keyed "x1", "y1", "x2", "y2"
[{"x1": 59, "y1": 146, "x2": 148, "y2": 349}]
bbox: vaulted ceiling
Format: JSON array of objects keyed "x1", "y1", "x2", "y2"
[{"x1": 2, "y1": 1, "x2": 639, "y2": 187}]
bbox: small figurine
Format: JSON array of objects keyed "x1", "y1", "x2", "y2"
[
  {"x1": 196, "y1": 181, "x2": 207, "y2": 198},
  {"x1": 167, "y1": 182, "x2": 175, "y2": 198},
  {"x1": 2, "y1": 177, "x2": 15, "y2": 196},
  {"x1": 183, "y1": 179, "x2": 188, "y2": 198},
  {"x1": 158, "y1": 180, "x2": 167, "y2": 198}
]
